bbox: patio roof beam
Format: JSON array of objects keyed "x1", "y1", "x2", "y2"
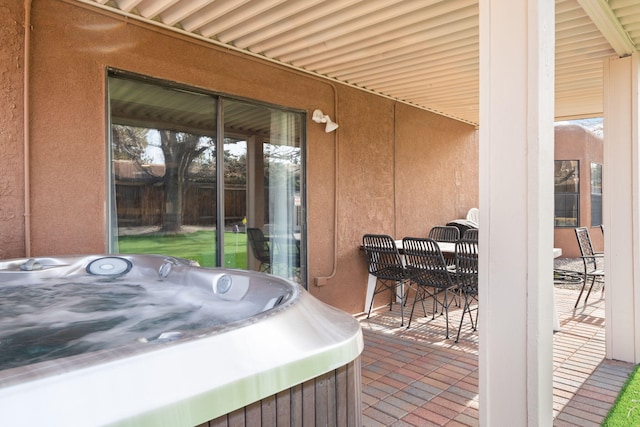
[{"x1": 577, "y1": 0, "x2": 637, "y2": 56}]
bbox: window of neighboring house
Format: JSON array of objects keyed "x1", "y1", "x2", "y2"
[
  {"x1": 591, "y1": 162, "x2": 602, "y2": 227},
  {"x1": 107, "y1": 70, "x2": 306, "y2": 286},
  {"x1": 554, "y1": 160, "x2": 579, "y2": 227}
]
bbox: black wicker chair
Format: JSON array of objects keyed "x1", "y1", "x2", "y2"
[
  {"x1": 428, "y1": 225, "x2": 460, "y2": 243},
  {"x1": 462, "y1": 228, "x2": 478, "y2": 241},
  {"x1": 362, "y1": 234, "x2": 409, "y2": 326},
  {"x1": 574, "y1": 227, "x2": 604, "y2": 308},
  {"x1": 402, "y1": 237, "x2": 457, "y2": 337},
  {"x1": 429, "y1": 226, "x2": 460, "y2": 271},
  {"x1": 454, "y1": 239, "x2": 479, "y2": 343}
]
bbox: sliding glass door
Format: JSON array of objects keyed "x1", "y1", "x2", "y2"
[{"x1": 107, "y1": 72, "x2": 305, "y2": 284}]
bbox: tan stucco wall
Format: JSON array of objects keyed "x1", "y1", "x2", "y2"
[
  {"x1": 0, "y1": 0, "x2": 25, "y2": 259},
  {"x1": 1, "y1": 0, "x2": 478, "y2": 314},
  {"x1": 554, "y1": 124, "x2": 604, "y2": 258}
]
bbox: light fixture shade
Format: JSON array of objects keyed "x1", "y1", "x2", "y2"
[
  {"x1": 312, "y1": 109, "x2": 339, "y2": 133},
  {"x1": 324, "y1": 118, "x2": 339, "y2": 132}
]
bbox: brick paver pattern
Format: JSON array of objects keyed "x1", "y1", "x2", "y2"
[{"x1": 360, "y1": 283, "x2": 633, "y2": 426}]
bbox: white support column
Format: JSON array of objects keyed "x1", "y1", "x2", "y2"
[
  {"x1": 603, "y1": 54, "x2": 640, "y2": 363},
  {"x1": 479, "y1": 0, "x2": 554, "y2": 425}
]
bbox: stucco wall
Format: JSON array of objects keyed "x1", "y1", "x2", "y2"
[
  {"x1": 0, "y1": 0, "x2": 25, "y2": 259},
  {"x1": 2, "y1": 0, "x2": 478, "y2": 314},
  {"x1": 395, "y1": 102, "x2": 479, "y2": 236},
  {"x1": 554, "y1": 124, "x2": 604, "y2": 258}
]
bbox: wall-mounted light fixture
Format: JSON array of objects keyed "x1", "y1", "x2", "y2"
[{"x1": 312, "y1": 109, "x2": 339, "y2": 133}]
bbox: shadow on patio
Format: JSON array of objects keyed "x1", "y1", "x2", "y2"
[{"x1": 358, "y1": 280, "x2": 634, "y2": 426}]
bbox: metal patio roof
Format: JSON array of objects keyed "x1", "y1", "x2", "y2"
[{"x1": 80, "y1": 0, "x2": 640, "y2": 126}]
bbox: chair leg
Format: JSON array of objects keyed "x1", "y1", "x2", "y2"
[
  {"x1": 432, "y1": 288, "x2": 448, "y2": 318},
  {"x1": 413, "y1": 280, "x2": 428, "y2": 317},
  {"x1": 420, "y1": 293, "x2": 427, "y2": 317},
  {"x1": 423, "y1": 288, "x2": 452, "y2": 339},
  {"x1": 407, "y1": 285, "x2": 424, "y2": 329},
  {"x1": 470, "y1": 299, "x2": 478, "y2": 331},
  {"x1": 455, "y1": 295, "x2": 468, "y2": 343},
  {"x1": 455, "y1": 292, "x2": 478, "y2": 343},
  {"x1": 367, "y1": 279, "x2": 405, "y2": 327},
  {"x1": 406, "y1": 285, "x2": 433, "y2": 330},
  {"x1": 432, "y1": 290, "x2": 438, "y2": 319},
  {"x1": 583, "y1": 276, "x2": 597, "y2": 306},
  {"x1": 450, "y1": 287, "x2": 461, "y2": 308},
  {"x1": 366, "y1": 280, "x2": 381, "y2": 319},
  {"x1": 388, "y1": 280, "x2": 404, "y2": 326},
  {"x1": 443, "y1": 289, "x2": 449, "y2": 339},
  {"x1": 434, "y1": 288, "x2": 451, "y2": 318},
  {"x1": 574, "y1": 276, "x2": 588, "y2": 309},
  {"x1": 398, "y1": 280, "x2": 405, "y2": 327},
  {"x1": 389, "y1": 283, "x2": 394, "y2": 311}
]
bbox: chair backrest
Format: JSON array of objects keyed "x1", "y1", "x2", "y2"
[
  {"x1": 402, "y1": 237, "x2": 454, "y2": 289},
  {"x1": 247, "y1": 227, "x2": 271, "y2": 262},
  {"x1": 575, "y1": 227, "x2": 598, "y2": 270},
  {"x1": 362, "y1": 234, "x2": 405, "y2": 281},
  {"x1": 462, "y1": 228, "x2": 478, "y2": 241},
  {"x1": 428, "y1": 225, "x2": 460, "y2": 243},
  {"x1": 455, "y1": 239, "x2": 478, "y2": 295}
]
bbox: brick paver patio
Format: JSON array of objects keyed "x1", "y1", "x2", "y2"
[{"x1": 359, "y1": 283, "x2": 634, "y2": 426}]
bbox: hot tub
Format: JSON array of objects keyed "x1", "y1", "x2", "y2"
[{"x1": 0, "y1": 254, "x2": 363, "y2": 426}]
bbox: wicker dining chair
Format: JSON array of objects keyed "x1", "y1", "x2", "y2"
[
  {"x1": 428, "y1": 225, "x2": 461, "y2": 243},
  {"x1": 574, "y1": 227, "x2": 604, "y2": 308},
  {"x1": 454, "y1": 239, "x2": 479, "y2": 343},
  {"x1": 462, "y1": 228, "x2": 478, "y2": 241},
  {"x1": 429, "y1": 226, "x2": 460, "y2": 272},
  {"x1": 362, "y1": 234, "x2": 409, "y2": 326},
  {"x1": 402, "y1": 237, "x2": 457, "y2": 337}
]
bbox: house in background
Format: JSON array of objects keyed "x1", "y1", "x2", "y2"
[{"x1": 554, "y1": 123, "x2": 604, "y2": 257}]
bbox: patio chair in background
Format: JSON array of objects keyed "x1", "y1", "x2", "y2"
[
  {"x1": 262, "y1": 230, "x2": 301, "y2": 281},
  {"x1": 428, "y1": 225, "x2": 460, "y2": 242},
  {"x1": 463, "y1": 228, "x2": 478, "y2": 241},
  {"x1": 247, "y1": 227, "x2": 272, "y2": 273},
  {"x1": 429, "y1": 226, "x2": 460, "y2": 273},
  {"x1": 403, "y1": 237, "x2": 457, "y2": 337},
  {"x1": 362, "y1": 234, "x2": 409, "y2": 326},
  {"x1": 574, "y1": 227, "x2": 605, "y2": 308},
  {"x1": 455, "y1": 239, "x2": 479, "y2": 343}
]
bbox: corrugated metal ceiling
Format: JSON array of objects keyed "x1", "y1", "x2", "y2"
[{"x1": 80, "y1": 0, "x2": 640, "y2": 126}]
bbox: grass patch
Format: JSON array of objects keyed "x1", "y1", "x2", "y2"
[
  {"x1": 602, "y1": 364, "x2": 640, "y2": 426},
  {"x1": 117, "y1": 230, "x2": 247, "y2": 268}
]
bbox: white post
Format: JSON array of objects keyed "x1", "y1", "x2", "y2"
[
  {"x1": 603, "y1": 54, "x2": 640, "y2": 363},
  {"x1": 479, "y1": 0, "x2": 554, "y2": 425}
]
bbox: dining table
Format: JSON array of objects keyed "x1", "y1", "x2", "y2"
[
  {"x1": 395, "y1": 240, "x2": 456, "y2": 255},
  {"x1": 363, "y1": 240, "x2": 563, "y2": 332}
]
